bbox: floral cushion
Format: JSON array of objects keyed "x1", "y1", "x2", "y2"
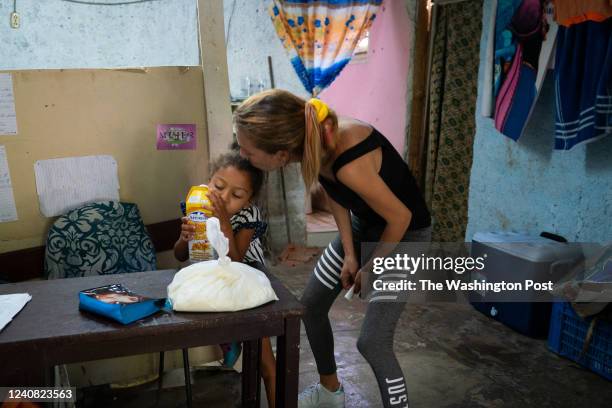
[{"x1": 44, "y1": 201, "x2": 157, "y2": 279}]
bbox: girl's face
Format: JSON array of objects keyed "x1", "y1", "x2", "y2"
[
  {"x1": 209, "y1": 166, "x2": 253, "y2": 216},
  {"x1": 236, "y1": 131, "x2": 289, "y2": 171}
]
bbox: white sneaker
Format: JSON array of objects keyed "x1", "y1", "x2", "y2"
[{"x1": 298, "y1": 383, "x2": 345, "y2": 408}]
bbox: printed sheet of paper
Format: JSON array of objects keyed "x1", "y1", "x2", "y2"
[
  {"x1": 0, "y1": 293, "x2": 32, "y2": 332},
  {"x1": 157, "y1": 124, "x2": 197, "y2": 150},
  {"x1": 0, "y1": 146, "x2": 18, "y2": 222},
  {"x1": 34, "y1": 155, "x2": 120, "y2": 217},
  {"x1": 0, "y1": 73, "x2": 18, "y2": 135}
]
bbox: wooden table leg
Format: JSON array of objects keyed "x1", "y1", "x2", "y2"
[
  {"x1": 275, "y1": 317, "x2": 301, "y2": 408},
  {"x1": 242, "y1": 339, "x2": 262, "y2": 407},
  {"x1": 0, "y1": 363, "x2": 51, "y2": 387}
]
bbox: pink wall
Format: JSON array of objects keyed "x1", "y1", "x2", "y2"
[{"x1": 319, "y1": 1, "x2": 412, "y2": 154}]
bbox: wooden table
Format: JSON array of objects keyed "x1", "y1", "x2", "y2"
[{"x1": 0, "y1": 269, "x2": 304, "y2": 407}]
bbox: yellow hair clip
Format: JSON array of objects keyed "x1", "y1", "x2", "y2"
[{"x1": 308, "y1": 98, "x2": 329, "y2": 123}]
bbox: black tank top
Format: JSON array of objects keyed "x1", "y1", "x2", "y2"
[{"x1": 318, "y1": 127, "x2": 431, "y2": 230}]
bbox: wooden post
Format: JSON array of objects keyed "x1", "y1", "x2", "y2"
[
  {"x1": 197, "y1": 0, "x2": 234, "y2": 162},
  {"x1": 406, "y1": 0, "x2": 432, "y2": 189}
]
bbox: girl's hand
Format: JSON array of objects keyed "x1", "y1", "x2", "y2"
[
  {"x1": 340, "y1": 254, "x2": 359, "y2": 290},
  {"x1": 207, "y1": 191, "x2": 232, "y2": 232},
  {"x1": 179, "y1": 216, "x2": 195, "y2": 242}
]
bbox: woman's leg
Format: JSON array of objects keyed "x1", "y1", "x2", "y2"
[
  {"x1": 357, "y1": 225, "x2": 432, "y2": 407},
  {"x1": 300, "y1": 236, "x2": 345, "y2": 390},
  {"x1": 260, "y1": 337, "x2": 276, "y2": 408},
  {"x1": 357, "y1": 300, "x2": 409, "y2": 408}
]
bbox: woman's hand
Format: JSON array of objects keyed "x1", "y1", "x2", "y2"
[
  {"x1": 179, "y1": 216, "x2": 195, "y2": 242},
  {"x1": 354, "y1": 269, "x2": 363, "y2": 295},
  {"x1": 340, "y1": 254, "x2": 359, "y2": 290}
]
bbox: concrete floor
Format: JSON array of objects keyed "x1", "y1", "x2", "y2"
[{"x1": 80, "y1": 259, "x2": 612, "y2": 407}]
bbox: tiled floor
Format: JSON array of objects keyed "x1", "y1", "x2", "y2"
[{"x1": 80, "y1": 259, "x2": 612, "y2": 407}]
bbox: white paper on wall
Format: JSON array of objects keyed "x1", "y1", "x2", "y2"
[
  {"x1": 34, "y1": 155, "x2": 120, "y2": 217},
  {"x1": 0, "y1": 146, "x2": 18, "y2": 222},
  {"x1": 0, "y1": 74, "x2": 18, "y2": 135}
]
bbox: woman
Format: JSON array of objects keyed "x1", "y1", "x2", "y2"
[{"x1": 234, "y1": 89, "x2": 431, "y2": 408}]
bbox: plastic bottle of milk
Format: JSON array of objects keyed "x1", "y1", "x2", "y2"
[{"x1": 186, "y1": 185, "x2": 215, "y2": 262}]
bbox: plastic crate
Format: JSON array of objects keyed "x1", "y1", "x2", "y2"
[{"x1": 548, "y1": 301, "x2": 612, "y2": 381}]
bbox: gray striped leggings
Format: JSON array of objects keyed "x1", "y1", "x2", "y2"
[{"x1": 300, "y1": 221, "x2": 432, "y2": 408}]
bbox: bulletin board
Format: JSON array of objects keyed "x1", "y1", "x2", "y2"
[{"x1": 0, "y1": 67, "x2": 209, "y2": 253}]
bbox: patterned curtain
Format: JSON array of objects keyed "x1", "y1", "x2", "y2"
[
  {"x1": 269, "y1": 0, "x2": 381, "y2": 96},
  {"x1": 425, "y1": 0, "x2": 483, "y2": 242}
]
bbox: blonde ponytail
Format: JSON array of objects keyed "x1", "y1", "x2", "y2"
[{"x1": 303, "y1": 101, "x2": 323, "y2": 189}]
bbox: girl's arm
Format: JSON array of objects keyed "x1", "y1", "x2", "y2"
[
  {"x1": 222, "y1": 223, "x2": 256, "y2": 262},
  {"x1": 207, "y1": 192, "x2": 255, "y2": 262}
]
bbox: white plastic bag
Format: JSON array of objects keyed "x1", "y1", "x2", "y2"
[{"x1": 167, "y1": 217, "x2": 278, "y2": 312}]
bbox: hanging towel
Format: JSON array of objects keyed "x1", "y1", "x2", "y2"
[{"x1": 554, "y1": 18, "x2": 612, "y2": 150}]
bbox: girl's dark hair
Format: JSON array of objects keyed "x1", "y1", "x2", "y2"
[{"x1": 210, "y1": 150, "x2": 264, "y2": 198}]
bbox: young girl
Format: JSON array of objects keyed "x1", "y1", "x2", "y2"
[{"x1": 173, "y1": 151, "x2": 277, "y2": 408}]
